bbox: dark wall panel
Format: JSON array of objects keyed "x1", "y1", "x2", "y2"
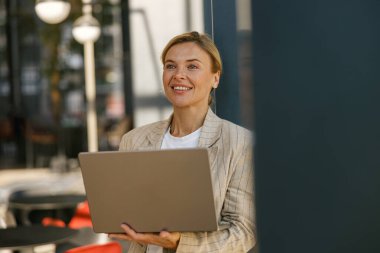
[
  {"x1": 204, "y1": 0, "x2": 241, "y2": 125},
  {"x1": 252, "y1": 0, "x2": 380, "y2": 253}
]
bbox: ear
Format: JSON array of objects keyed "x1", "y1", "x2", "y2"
[{"x1": 212, "y1": 71, "x2": 220, "y2": 89}]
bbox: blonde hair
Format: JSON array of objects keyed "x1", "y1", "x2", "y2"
[{"x1": 161, "y1": 31, "x2": 223, "y2": 75}]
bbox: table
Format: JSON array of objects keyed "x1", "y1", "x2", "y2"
[
  {"x1": 0, "y1": 225, "x2": 78, "y2": 251},
  {"x1": 0, "y1": 169, "x2": 85, "y2": 194},
  {"x1": 0, "y1": 168, "x2": 85, "y2": 228},
  {"x1": 9, "y1": 194, "x2": 86, "y2": 210},
  {"x1": 9, "y1": 194, "x2": 86, "y2": 225}
]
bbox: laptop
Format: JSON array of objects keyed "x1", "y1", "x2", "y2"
[{"x1": 78, "y1": 148, "x2": 218, "y2": 233}]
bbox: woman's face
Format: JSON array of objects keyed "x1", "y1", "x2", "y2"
[{"x1": 162, "y1": 42, "x2": 220, "y2": 110}]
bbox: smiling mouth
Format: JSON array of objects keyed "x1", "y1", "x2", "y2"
[{"x1": 172, "y1": 86, "x2": 192, "y2": 91}]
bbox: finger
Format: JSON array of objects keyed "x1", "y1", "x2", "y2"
[
  {"x1": 121, "y1": 224, "x2": 158, "y2": 242},
  {"x1": 121, "y1": 224, "x2": 138, "y2": 237},
  {"x1": 108, "y1": 233, "x2": 133, "y2": 241},
  {"x1": 159, "y1": 230, "x2": 171, "y2": 238},
  {"x1": 120, "y1": 224, "x2": 176, "y2": 248},
  {"x1": 121, "y1": 224, "x2": 153, "y2": 242},
  {"x1": 121, "y1": 224, "x2": 147, "y2": 242}
]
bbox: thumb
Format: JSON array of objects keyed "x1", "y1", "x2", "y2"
[{"x1": 159, "y1": 230, "x2": 171, "y2": 238}]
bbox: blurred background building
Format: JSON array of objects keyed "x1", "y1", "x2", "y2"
[{"x1": 0, "y1": 0, "x2": 253, "y2": 169}]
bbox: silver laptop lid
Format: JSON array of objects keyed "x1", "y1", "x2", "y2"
[{"x1": 78, "y1": 148, "x2": 217, "y2": 233}]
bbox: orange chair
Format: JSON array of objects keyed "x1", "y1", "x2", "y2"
[
  {"x1": 68, "y1": 201, "x2": 93, "y2": 229},
  {"x1": 42, "y1": 217, "x2": 66, "y2": 227},
  {"x1": 64, "y1": 242, "x2": 122, "y2": 253},
  {"x1": 42, "y1": 201, "x2": 92, "y2": 229}
]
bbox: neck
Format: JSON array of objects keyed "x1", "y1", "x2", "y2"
[{"x1": 170, "y1": 106, "x2": 209, "y2": 137}]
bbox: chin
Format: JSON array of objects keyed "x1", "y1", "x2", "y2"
[
  {"x1": 167, "y1": 97, "x2": 208, "y2": 110},
  {"x1": 172, "y1": 103, "x2": 191, "y2": 109},
  {"x1": 167, "y1": 98, "x2": 189, "y2": 107}
]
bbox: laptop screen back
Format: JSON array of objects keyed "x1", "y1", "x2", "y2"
[{"x1": 78, "y1": 148, "x2": 217, "y2": 233}]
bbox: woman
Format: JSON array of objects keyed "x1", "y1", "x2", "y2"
[{"x1": 109, "y1": 31, "x2": 255, "y2": 253}]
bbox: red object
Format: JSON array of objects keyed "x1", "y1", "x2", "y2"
[
  {"x1": 68, "y1": 201, "x2": 93, "y2": 229},
  {"x1": 42, "y1": 201, "x2": 93, "y2": 229},
  {"x1": 64, "y1": 242, "x2": 122, "y2": 253},
  {"x1": 42, "y1": 217, "x2": 66, "y2": 227}
]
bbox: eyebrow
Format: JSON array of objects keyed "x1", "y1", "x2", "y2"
[{"x1": 165, "y1": 59, "x2": 202, "y2": 64}]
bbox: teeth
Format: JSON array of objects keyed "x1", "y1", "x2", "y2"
[{"x1": 173, "y1": 86, "x2": 190, "y2": 91}]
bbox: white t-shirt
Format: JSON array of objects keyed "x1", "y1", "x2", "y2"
[
  {"x1": 161, "y1": 127, "x2": 201, "y2": 150},
  {"x1": 146, "y1": 127, "x2": 201, "y2": 253}
]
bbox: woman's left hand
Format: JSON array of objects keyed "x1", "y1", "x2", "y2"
[{"x1": 108, "y1": 223, "x2": 181, "y2": 249}]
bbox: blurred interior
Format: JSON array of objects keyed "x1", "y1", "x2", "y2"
[
  {"x1": 0, "y1": 0, "x2": 253, "y2": 170},
  {"x1": 0, "y1": 0, "x2": 254, "y2": 252}
]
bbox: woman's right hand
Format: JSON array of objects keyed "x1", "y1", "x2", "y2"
[{"x1": 108, "y1": 223, "x2": 180, "y2": 249}]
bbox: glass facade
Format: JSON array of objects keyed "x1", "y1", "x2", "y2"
[
  {"x1": 0, "y1": 0, "x2": 254, "y2": 171},
  {"x1": 129, "y1": 0, "x2": 204, "y2": 127},
  {"x1": 0, "y1": 0, "x2": 128, "y2": 168}
]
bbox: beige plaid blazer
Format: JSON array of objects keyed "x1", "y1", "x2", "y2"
[{"x1": 118, "y1": 108, "x2": 256, "y2": 253}]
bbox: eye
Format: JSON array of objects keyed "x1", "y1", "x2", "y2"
[
  {"x1": 165, "y1": 64, "x2": 176, "y2": 70},
  {"x1": 187, "y1": 64, "x2": 198, "y2": 70}
]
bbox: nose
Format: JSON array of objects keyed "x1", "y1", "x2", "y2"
[{"x1": 173, "y1": 66, "x2": 186, "y2": 79}]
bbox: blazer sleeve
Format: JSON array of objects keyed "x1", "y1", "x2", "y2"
[{"x1": 175, "y1": 131, "x2": 256, "y2": 253}]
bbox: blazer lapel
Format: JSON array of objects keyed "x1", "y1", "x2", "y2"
[
  {"x1": 198, "y1": 108, "x2": 223, "y2": 148},
  {"x1": 198, "y1": 108, "x2": 223, "y2": 170},
  {"x1": 137, "y1": 118, "x2": 171, "y2": 151},
  {"x1": 136, "y1": 109, "x2": 222, "y2": 169}
]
